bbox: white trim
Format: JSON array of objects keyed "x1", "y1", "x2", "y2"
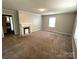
[
  {"x1": 45, "y1": 30, "x2": 72, "y2": 36},
  {"x1": 72, "y1": 37, "x2": 77, "y2": 59},
  {"x1": 53, "y1": 31, "x2": 72, "y2": 36},
  {"x1": 2, "y1": 27, "x2": 4, "y2": 38}
]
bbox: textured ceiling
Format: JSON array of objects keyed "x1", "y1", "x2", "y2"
[{"x1": 2, "y1": 0, "x2": 77, "y2": 14}]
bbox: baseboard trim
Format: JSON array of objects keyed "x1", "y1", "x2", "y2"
[
  {"x1": 72, "y1": 37, "x2": 77, "y2": 59},
  {"x1": 46, "y1": 30, "x2": 72, "y2": 36},
  {"x1": 54, "y1": 31, "x2": 72, "y2": 36}
]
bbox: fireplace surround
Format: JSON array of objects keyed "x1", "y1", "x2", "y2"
[{"x1": 20, "y1": 23, "x2": 31, "y2": 35}]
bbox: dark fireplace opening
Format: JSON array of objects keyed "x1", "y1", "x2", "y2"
[{"x1": 24, "y1": 26, "x2": 30, "y2": 34}]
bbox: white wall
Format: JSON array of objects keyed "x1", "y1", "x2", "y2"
[
  {"x1": 18, "y1": 10, "x2": 42, "y2": 35},
  {"x1": 2, "y1": 9, "x2": 20, "y2": 35}
]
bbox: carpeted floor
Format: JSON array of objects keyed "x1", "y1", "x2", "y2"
[{"x1": 2, "y1": 31, "x2": 73, "y2": 59}]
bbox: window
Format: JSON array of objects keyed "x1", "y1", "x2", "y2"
[{"x1": 49, "y1": 17, "x2": 56, "y2": 27}]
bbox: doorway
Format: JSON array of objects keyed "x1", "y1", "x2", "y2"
[{"x1": 2, "y1": 15, "x2": 14, "y2": 36}]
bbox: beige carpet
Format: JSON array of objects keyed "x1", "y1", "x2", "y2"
[{"x1": 2, "y1": 31, "x2": 73, "y2": 59}]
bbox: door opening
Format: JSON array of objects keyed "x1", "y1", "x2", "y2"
[{"x1": 2, "y1": 14, "x2": 14, "y2": 36}]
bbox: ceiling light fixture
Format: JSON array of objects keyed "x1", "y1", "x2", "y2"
[{"x1": 37, "y1": 8, "x2": 46, "y2": 12}]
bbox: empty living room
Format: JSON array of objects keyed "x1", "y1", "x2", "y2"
[{"x1": 2, "y1": 0, "x2": 77, "y2": 59}]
